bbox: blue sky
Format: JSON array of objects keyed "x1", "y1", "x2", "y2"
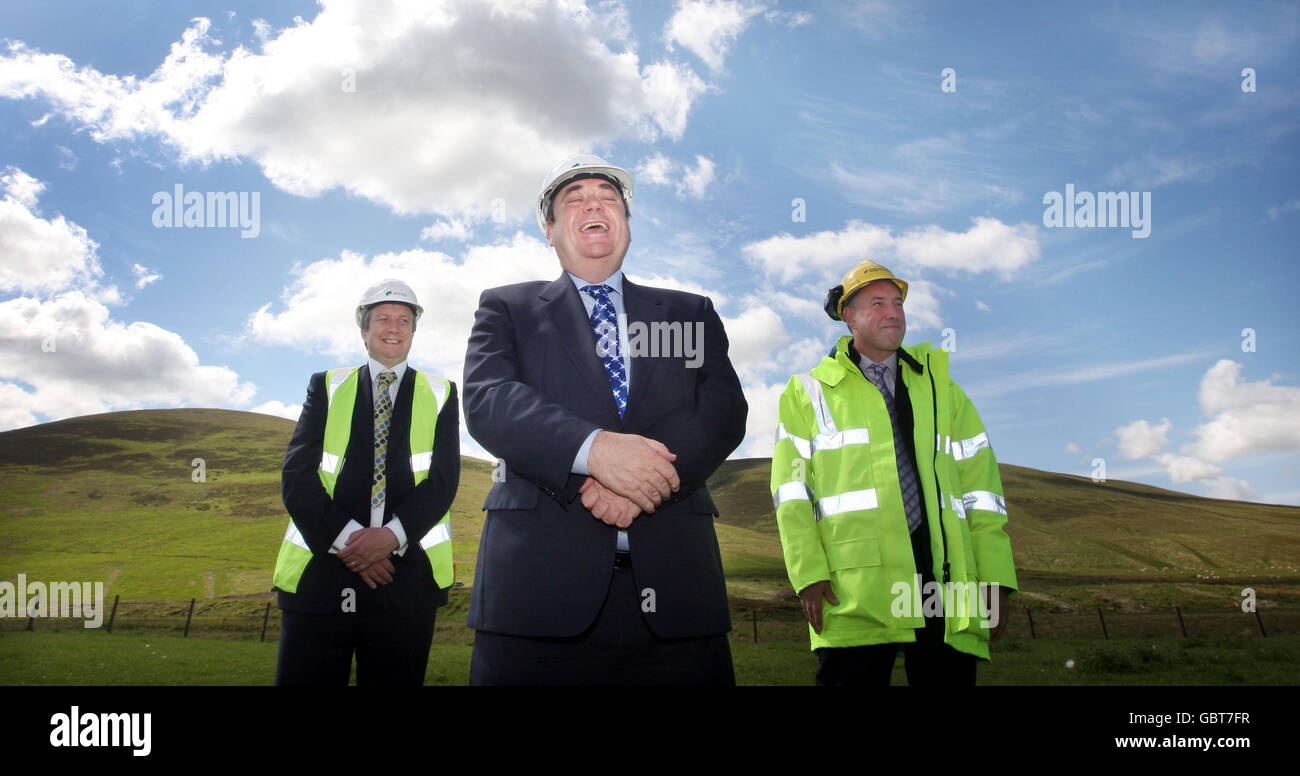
[{"x1": 1, "y1": 1, "x2": 1297, "y2": 504}]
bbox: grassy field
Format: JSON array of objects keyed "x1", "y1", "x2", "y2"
[
  {"x1": 2, "y1": 409, "x2": 1299, "y2": 685},
  {"x1": 3, "y1": 630, "x2": 1295, "y2": 685}
]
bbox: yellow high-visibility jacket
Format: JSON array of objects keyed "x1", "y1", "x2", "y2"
[{"x1": 771, "y1": 337, "x2": 1017, "y2": 657}]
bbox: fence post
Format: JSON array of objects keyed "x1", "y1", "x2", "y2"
[
  {"x1": 1254, "y1": 609, "x2": 1267, "y2": 637},
  {"x1": 1174, "y1": 606, "x2": 1187, "y2": 638},
  {"x1": 183, "y1": 598, "x2": 196, "y2": 638},
  {"x1": 1025, "y1": 607, "x2": 1036, "y2": 640},
  {"x1": 106, "y1": 594, "x2": 119, "y2": 633},
  {"x1": 752, "y1": 610, "x2": 758, "y2": 644},
  {"x1": 261, "y1": 602, "x2": 271, "y2": 643},
  {"x1": 1097, "y1": 607, "x2": 1109, "y2": 640}
]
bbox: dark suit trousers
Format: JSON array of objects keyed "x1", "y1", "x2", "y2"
[
  {"x1": 814, "y1": 508, "x2": 977, "y2": 687},
  {"x1": 469, "y1": 566, "x2": 735, "y2": 686},
  {"x1": 276, "y1": 608, "x2": 437, "y2": 686}
]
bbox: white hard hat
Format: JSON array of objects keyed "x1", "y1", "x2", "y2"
[
  {"x1": 536, "y1": 153, "x2": 634, "y2": 236},
  {"x1": 356, "y1": 279, "x2": 423, "y2": 328}
]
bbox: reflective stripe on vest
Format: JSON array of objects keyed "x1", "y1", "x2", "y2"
[
  {"x1": 273, "y1": 367, "x2": 455, "y2": 594},
  {"x1": 951, "y1": 432, "x2": 990, "y2": 461},
  {"x1": 962, "y1": 489, "x2": 1007, "y2": 516}
]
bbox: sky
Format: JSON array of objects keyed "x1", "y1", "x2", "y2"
[{"x1": 0, "y1": 0, "x2": 1297, "y2": 506}]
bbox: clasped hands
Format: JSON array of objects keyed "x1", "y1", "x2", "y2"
[
  {"x1": 580, "y1": 431, "x2": 680, "y2": 528},
  {"x1": 338, "y1": 526, "x2": 399, "y2": 590}
]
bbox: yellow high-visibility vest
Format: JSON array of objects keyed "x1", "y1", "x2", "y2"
[{"x1": 273, "y1": 366, "x2": 454, "y2": 593}]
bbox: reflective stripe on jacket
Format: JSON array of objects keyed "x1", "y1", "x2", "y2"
[
  {"x1": 771, "y1": 337, "x2": 1017, "y2": 658},
  {"x1": 273, "y1": 366, "x2": 455, "y2": 593}
]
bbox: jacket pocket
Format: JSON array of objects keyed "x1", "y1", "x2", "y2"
[
  {"x1": 482, "y1": 475, "x2": 540, "y2": 511},
  {"x1": 825, "y1": 537, "x2": 881, "y2": 571}
]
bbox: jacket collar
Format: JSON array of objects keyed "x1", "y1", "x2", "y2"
[{"x1": 811, "y1": 336, "x2": 927, "y2": 387}]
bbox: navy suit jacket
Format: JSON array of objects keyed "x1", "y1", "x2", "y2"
[
  {"x1": 463, "y1": 274, "x2": 748, "y2": 639},
  {"x1": 278, "y1": 364, "x2": 460, "y2": 614}
]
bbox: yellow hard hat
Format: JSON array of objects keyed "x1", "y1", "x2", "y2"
[{"x1": 823, "y1": 260, "x2": 908, "y2": 321}]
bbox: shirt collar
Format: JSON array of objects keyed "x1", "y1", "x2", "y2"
[
  {"x1": 846, "y1": 341, "x2": 897, "y2": 379},
  {"x1": 568, "y1": 269, "x2": 624, "y2": 296},
  {"x1": 367, "y1": 357, "x2": 406, "y2": 388}
]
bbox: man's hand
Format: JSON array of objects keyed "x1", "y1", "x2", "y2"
[
  {"x1": 985, "y1": 584, "x2": 1013, "y2": 645},
  {"x1": 798, "y1": 580, "x2": 839, "y2": 634},
  {"x1": 587, "y1": 431, "x2": 679, "y2": 513},
  {"x1": 356, "y1": 557, "x2": 396, "y2": 590},
  {"x1": 338, "y1": 526, "x2": 399, "y2": 570},
  {"x1": 579, "y1": 477, "x2": 642, "y2": 528}
]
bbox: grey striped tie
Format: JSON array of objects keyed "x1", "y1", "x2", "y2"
[{"x1": 865, "y1": 363, "x2": 923, "y2": 535}]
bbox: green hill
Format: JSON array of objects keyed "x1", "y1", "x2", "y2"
[{"x1": 1, "y1": 409, "x2": 1297, "y2": 614}]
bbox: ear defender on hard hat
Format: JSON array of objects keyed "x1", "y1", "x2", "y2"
[{"x1": 824, "y1": 285, "x2": 845, "y2": 322}]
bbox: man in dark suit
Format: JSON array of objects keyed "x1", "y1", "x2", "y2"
[
  {"x1": 275, "y1": 279, "x2": 459, "y2": 686},
  {"x1": 463, "y1": 154, "x2": 748, "y2": 685}
]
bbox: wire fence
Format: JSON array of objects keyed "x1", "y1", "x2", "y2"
[{"x1": 3, "y1": 594, "x2": 1297, "y2": 643}]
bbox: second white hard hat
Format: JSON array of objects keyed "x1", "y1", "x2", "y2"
[
  {"x1": 356, "y1": 279, "x2": 423, "y2": 328},
  {"x1": 535, "y1": 153, "x2": 634, "y2": 237}
]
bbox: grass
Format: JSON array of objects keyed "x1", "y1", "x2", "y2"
[
  {"x1": 3, "y1": 630, "x2": 1294, "y2": 685},
  {"x1": 3, "y1": 409, "x2": 1300, "y2": 686}
]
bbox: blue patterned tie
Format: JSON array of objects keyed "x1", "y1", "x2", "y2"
[
  {"x1": 866, "y1": 363, "x2": 923, "y2": 534},
  {"x1": 371, "y1": 370, "x2": 395, "y2": 512},
  {"x1": 582, "y1": 284, "x2": 628, "y2": 418}
]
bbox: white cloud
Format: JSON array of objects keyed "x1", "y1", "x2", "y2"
[
  {"x1": 975, "y1": 300, "x2": 990, "y2": 312},
  {"x1": 246, "y1": 232, "x2": 558, "y2": 376},
  {"x1": 735, "y1": 380, "x2": 786, "y2": 458},
  {"x1": 1267, "y1": 199, "x2": 1300, "y2": 220},
  {"x1": 638, "y1": 153, "x2": 716, "y2": 199},
  {"x1": 55, "y1": 144, "x2": 77, "y2": 171},
  {"x1": 0, "y1": 167, "x2": 105, "y2": 295},
  {"x1": 893, "y1": 218, "x2": 1040, "y2": 280},
  {"x1": 665, "y1": 0, "x2": 763, "y2": 73},
  {"x1": 1115, "y1": 417, "x2": 1171, "y2": 460},
  {"x1": 1188, "y1": 359, "x2": 1300, "y2": 462},
  {"x1": 969, "y1": 352, "x2": 1209, "y2": 399},
  {"x1": 0, "y1": 291, "x2": 256, "y2": 430},
  {"x1": 0, "y1": 3, "x2": 711, "y2": 221},
  {"x1": 638, "y1": 153, "x2": 674, "y2": 186},
  {"x1": 829, "y1": 159, "x2": 1017, "y2": 215},
  {"x1": 131, "y1": 263, "x2": 162, "y2": 289},
  {"x1": 742, "y1": 217, "x2": 1039, "y2": 288},
  {"x1": 679, "y1": 155, "x2": 716, "y2": 198},
  {"x1": 1205, "y1": 476, "x2": 1254, "y2": 501},
  {"x1": 421, "y1": 218, "x2": 473, "y2": 243},
  {"x1": 764, "y1": 9, "x2": 813, "y2": 28},
  {"x1": 251, "y1": 399, "x2": 302, "y2": 421},
  {"x1": 720, "y1": 301, "x2": 789, "y2": 384},
  {"x1": 1153, "y1": 452, "x2": 1222, "y2": 483},
  {"x1": 1064, "y1": 441, "x2": 1081, "y2": 454},
  {"x1": 1104, "y1": 154, "x2": 1216, "y2": 188}
]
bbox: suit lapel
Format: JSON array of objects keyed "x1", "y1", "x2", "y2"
[
  {"x1": 621, "y1": 276, "x2": 661, "y2": 423},
  {"x1": 540, "y1": 274, "x2": 622, "y2": 419}
]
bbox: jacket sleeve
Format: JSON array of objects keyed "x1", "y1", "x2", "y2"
[
  {"x1": 462, "y1": 288, "x2": 601, "y2": 494},
  {"x1": 949, "y1": 380, "x2": 1017, "y2": 592},
  {"x1": 771, "y1": 375, "x2": 829, "y2": 593},
  {"x1": 636, "y1": 295, "x2": 748, "y2": 494},
  {"x1": 389, "y1": 382, "x2": 460, "y2": 543},
  {"x1": 281, "y1": 372, "x2": 355, "y2": 555}
]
